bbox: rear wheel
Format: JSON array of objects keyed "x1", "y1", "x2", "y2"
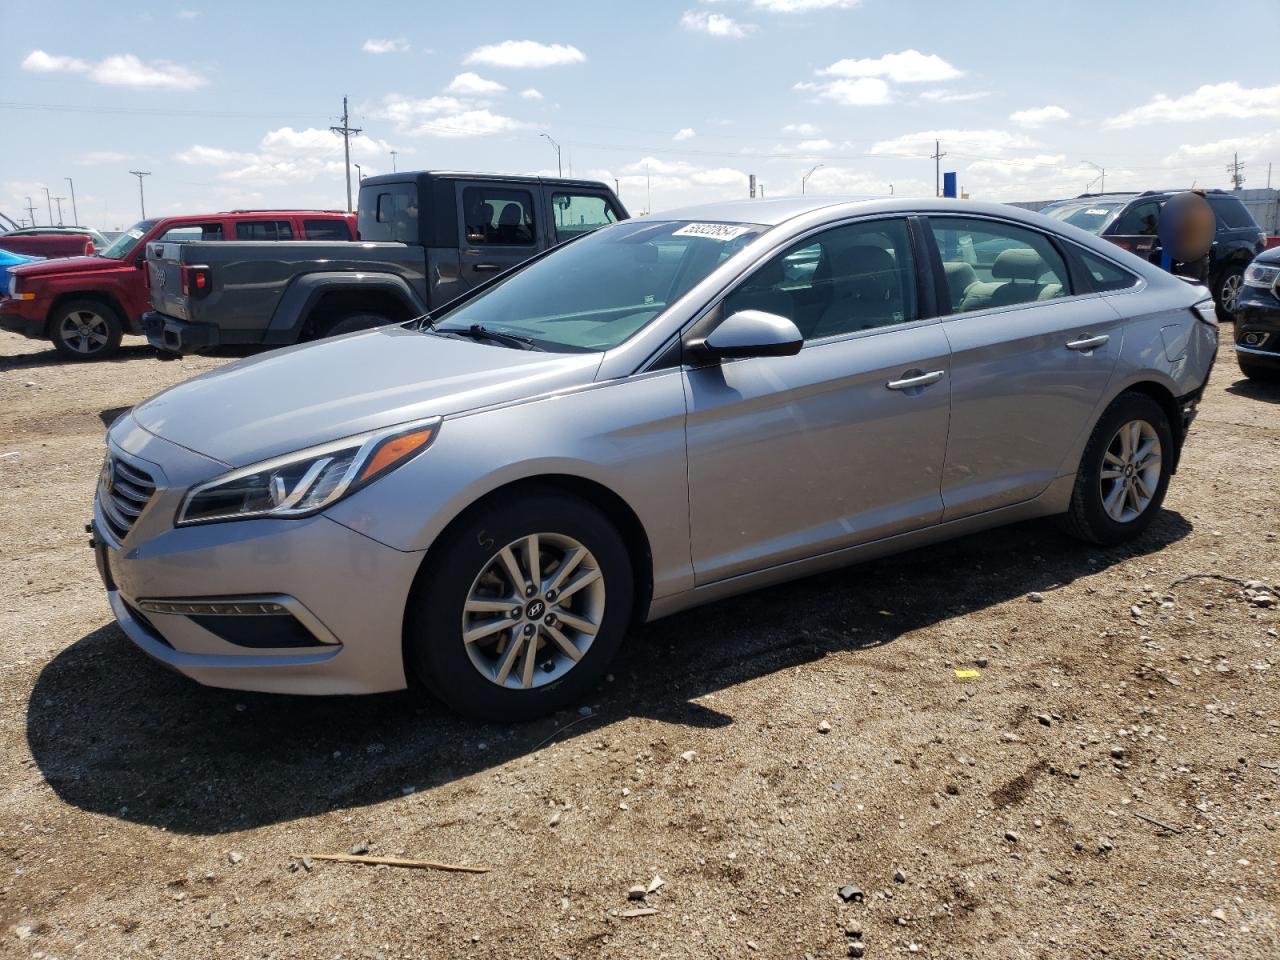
[
  {"x1": 323, "y1": 313, "x2": 394, "y2": 338},
  {"x1": 405, "y1": 492, "x2": 634, "y2": 721},
  {"x1": 1061, "y1": 392, "x2": 1173, "y2": 545},
  {"x1": 50, "y1": 300, "x2": 123, "y2": 361},
  {"x1": 1214, "y1": 265, "x2": 1244, "y2": 323},
  {"x1": 1238, "y1": 356, "x2": 1280, "y2": 382}
]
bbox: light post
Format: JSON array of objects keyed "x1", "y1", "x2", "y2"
[
  {"x1": 1081, "y1": 160, "x2": 1105, "y2": 194},
  {"x1": 540, "y1": 133, "x2": 562, "y2": 177},
  {"x1": 801, "y1": 163, "x2": 824, "y2": 195},
  {"x1": 390, "y1": 150, "x2": 397, "y2": 172},
  {"x1": 65, "y1": 177, "x2": 79, "y2": 226},
  {"x1": 354, "y1": 162, "x2": 363, "y2": 181},
  {"x1": 43, "y1": 185, "x2": 52, "y2": 225}
]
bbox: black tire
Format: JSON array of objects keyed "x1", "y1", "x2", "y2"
[
  {"x1": 1214, "y1": 265, "x2": 1244, "y2": 323},
  {"x1": 1238, "y1": 356, "x2": 1280, "y2": 382},
  {"x1": 1060, "y1": 392, "x2": 1174, "y2": 546},
  {"x1": 50, "y1": 299, "x2": 124, "y2": 361},
  {"x1": 323, "y1": 313, "x2": 394, "y2": 338},
  {"x1": 405, "y1": 492, "x2": 634, "y2": 722}
]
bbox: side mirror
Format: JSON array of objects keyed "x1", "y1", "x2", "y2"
[{"x1": 700, "y1": 309, "x2": 803, "y2": 360}]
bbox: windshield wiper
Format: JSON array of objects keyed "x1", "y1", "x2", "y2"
[{"x1": 436, "y1": 323, "x2": 542, "y2": 351}]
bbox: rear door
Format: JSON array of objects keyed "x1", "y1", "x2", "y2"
[
  {"x1": 454, "y1": 181, "x2": 541, "y2": 291},
  {"x1": 924, "y1": 214, "x2": 1124, "y2": 520}
]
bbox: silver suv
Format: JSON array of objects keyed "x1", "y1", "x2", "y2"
[{"x1": 93, "y1": 197, "x2": 1218, "y2": 720}]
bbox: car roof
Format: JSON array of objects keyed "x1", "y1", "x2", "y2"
[
  {"x1": 632, "y1": 195, "x2": 1064, "y2": 228},
  {"x1": 361, "y1": 170, "x2": 613, "y2": 190}
]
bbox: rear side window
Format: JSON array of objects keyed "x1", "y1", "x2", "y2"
[
  {"x1": 1112, "y1": 200, "x2": 1162, "y2": 236},
  {"x1": 1207, "y1": 196, "x2": 1258, "y2": 230},
  {"x1": 551, "y1": 193, "x2": 618, "y2": 242},
  {"x1": 357, "y1": 183, "x2": 418, "y2": 242},
  {"x1": 463, "y1": 187, "x2": 536, "y2": 246},
  {"x1": 928, "y1": 217, "x2": 1071, "y2": 314},
  {"x1": 235, "y1": 220, "x2": 294, "y2": 241},
  {"x1": 158, "y1": 223, "x2": 223, "y2": 242},
  {"x1": 303, "y1": 219, "x2": 352, "y2": 241},
  {"x1": 1077, "y1": 249, "x2": 1140, "y2": 292}
]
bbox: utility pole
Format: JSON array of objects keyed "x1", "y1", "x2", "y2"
[
  {"x1": 1227, "y1": 152, "x2": 1245, "y2": 191},
  {"x1": 330, "y1": 96, "x2": 362, "y2": 213},
  {"x1": 540, "y1": 133, "x2": 562, "y2": 177},
  {"x1": 43, "y1": 185, "x2": 53, "y2": 225},
  {"x1": 129, "y1": 170, "x2": 151, "y2": 218},
  {"x1": 1268, "y1": 162, "x2": 1273, "y2": 190},
  {"x1": 801, "y1": 163, "x2": 824, "y2": 195},
  {"x1": 52, "y1": 196, "x2": 66, "y2": 226},
  {"x1": 65, "y1": 177, "x2": 79, "y2": 226},
  {"x1": 931, "y1": 140, "x2": 947, "y2": 197},
  {"x1": 390, "y1": 149, "x2": 397, "y2": 172},
  {"x1": 24, "y1": 196, "x2": 37, "y2": 226}
]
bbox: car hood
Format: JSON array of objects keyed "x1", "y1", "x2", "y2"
[
  {"x1": 129, "y1": 325, "x2": 604, "y2": 467},
  {"x1": 11, "y1": 255, "x2": 116, "y2": 277}
]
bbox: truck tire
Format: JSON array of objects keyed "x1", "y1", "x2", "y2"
[
  {"x1": 50, "y1": 299, "x2": 124, "y2": 361},
  {"x1": 323, "y1": 313, "x2": 394, "y2": 338}
]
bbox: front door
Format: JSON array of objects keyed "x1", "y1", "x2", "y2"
[
  {"x1": 455, "y1": 182, "x2": 542, "y2": 292},
  {"x1": 924, "y1": 215, "x2": 1124, "y2": 520},
  {"x1": 683, "y1": 217, "x2": 952, "y2": 585}
]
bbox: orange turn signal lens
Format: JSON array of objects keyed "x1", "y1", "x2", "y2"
[{"x1": 356, "y1": 427, "x2": 436, "y2": 484}]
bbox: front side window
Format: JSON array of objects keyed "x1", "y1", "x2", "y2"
[
  {"x1": 928, "y1": 217, "x2": 1071, "y2": 314},
  {"x1": 235, "y1": 220, "x2": 293, "y2": 241},
  {"x1": 463, "y1": 187, "x2": 536, "y2": 246},
  {"x1": 552, "y1": 193, "x2": 618, "y2": 242},
  {"x1": 723, "y1": 218, "x2": 918, "y2": 340},
  {"x1": 432, "y1": 219, "x2": 765, "y2": 352},
  {"x1": 357, "y1": 183, "x2": 418, "y2": 242},
  {"x1": 1112, "y1": 201, "x2": 1162, "y2": 236},
  {"x1": 160, "y1": 222, "x2": 224, "y2": 243}
]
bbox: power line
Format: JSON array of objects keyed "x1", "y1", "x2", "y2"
[{"x1": 329, "y1": 95, "x2": 362, "y2": 213}]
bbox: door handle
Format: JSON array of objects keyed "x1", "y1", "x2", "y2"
[
  {"x1": 1065, "y1": 334, "x2": 1110, "y2": 352},
  {"x1": 472, "y1": 263, "x2": 502, "y2": 273},
  {"x1": 886, "y1": 369, "x2": 945, "y2": 391}
]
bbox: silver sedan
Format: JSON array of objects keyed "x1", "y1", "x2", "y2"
[{"x1": 93, "y1": 197, "x2": 1218, "y2": 719}]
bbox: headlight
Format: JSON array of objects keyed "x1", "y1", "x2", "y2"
[
  {"x1": 7, "y1": 275, "x2": 17, "y2": 298},
  {"x1": 177, "y1": 417, "x2": 439, "y2": 525},
  {"x1": 1244, "y1": 262, "x2": 1280, "y2": 288}
]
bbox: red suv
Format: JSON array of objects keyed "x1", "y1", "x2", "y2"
[{"x1": 1, "y1": 210, "x2": 355, "y2": 360}]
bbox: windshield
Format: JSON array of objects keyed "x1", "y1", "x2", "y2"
[
  {"x1": 99, "y1": 220, "x2": 156, "y2": 259},
  {"x1": 1039, "y1": 202, "x2": 1122, "y2": 235},
  {"x1": 431, "y1": 220, "x2": 767, "y2": 352}
]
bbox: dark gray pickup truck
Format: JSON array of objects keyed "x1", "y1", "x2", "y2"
[{"x1": 143, "y1": 170, "x2": 628, "y2": 354}]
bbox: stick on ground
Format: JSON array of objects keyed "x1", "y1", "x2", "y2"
[{"x1": 304, "y1": 853, "x2": 491, "y2": 873}]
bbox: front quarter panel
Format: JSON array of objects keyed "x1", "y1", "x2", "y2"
[{"x1": 323, "y1": 369, "x2": 695, "y2": 601}]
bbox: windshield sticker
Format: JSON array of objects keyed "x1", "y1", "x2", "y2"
[
  {"x1": 1084, "y1": 209, "x2": 1109, "y2": 216},
  {"x1": 672, "y1": 223, "x2": 753, "y2": 242},
  {"x1": 127, "y1": 229, "x2": 144, "y2": 239}
]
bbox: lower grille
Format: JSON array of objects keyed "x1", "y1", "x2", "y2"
[{"x1": 98, "y1": 454, "x2": 156, "y2": 542}]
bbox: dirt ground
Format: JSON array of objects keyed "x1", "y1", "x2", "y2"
[{"x1": 0, "y1": 328, "x2": 1277, "y2": 960}]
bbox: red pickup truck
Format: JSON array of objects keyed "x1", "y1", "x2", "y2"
[
  {"x1": 0, "y1": 226, "x2": 110, "y2": 259},
  {"x1": 1, "y1": 210, "x2": 355, "y2": 360}
]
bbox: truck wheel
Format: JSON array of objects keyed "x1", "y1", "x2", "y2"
[
  {"x1": 50, "y1": 300, "x2": 124, "y2": 361},
  {"x1": 324, "y1": 313, "x2": 394, "y2": 338},
  {"x1": 1214, "y1": 266, "x2": 1244, "y2": 323}
]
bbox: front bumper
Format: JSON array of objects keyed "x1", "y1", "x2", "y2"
[
  {"x1": 142, "y1": 310, "x2": 221, "y2": 355},
  {"x1": 0, "y1": 295, "x2": 45, "y2": 338},
  {"x1": 93, "y1": 423, "x2": 426, "y2": 695}
]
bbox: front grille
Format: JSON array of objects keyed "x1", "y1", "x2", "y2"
[{"x1": 98, "y1": 454, "x2": 156, "y2": 542}]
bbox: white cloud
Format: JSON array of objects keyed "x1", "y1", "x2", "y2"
[
  {"x1": 819, "y1": 49, "x2": 961, "y2": 84},
  {"x1": 782, "y1": 122, "x2": 821, "y2": 136},
  {"x1": 175, "y1": 144, "x2": 257, "y2": 166},
  {"x1": 177, "y1": 9, "x2": 199, "y2": 19},
  {"x1": 21, "y1": 50, "x2": 89, "y2": 73},
  {"x1": 375, "y1": 95, "x2": 526, "y2": 138},
  {"x1": 871, "y1": 128, "x2": 1037, "y2": 158},
  {"x1": 1009, "y1": 105, "x2": 1070, "y2": 129},
  {"x1": 78, "y1": 150, "x2": 128, "y2": 165},
  {"x1": 362, "y1": 37, "x2": 410, "y2": 54},
  {"x1": 520, "y1": 88, "x2": 544, "y2": 100},
  {"x1": 681, "y1": 10, "x2": 755, "y2": 37},
  {"x1": 920, "y1": 89, "x2": 990, "y2": 103},
  {"x1": 1164, "y1": 131, "x2": 1280, "y2": 166},
  {"x1": 174, "y1": 127, "x2": 396, "y2": 189},
  {"x1": 446, "y1": 71, "x2": 506, "y2": 95},
  {"x1": 752, "y1": 0, "x2": 860, "y2": 11},
  {"x1": 1105, "y1": 82, "x2": 1280, "y2": 129},
  {"x1": 673, "y1": 127, "x2": 697, "y2": 141},
  {"x1": 464, "y1": 40, "x2": 585, "y2": 69},
  {"x1": 796, "y1": 138, "x2": 835, "y2": 151},
  {"x1": 796, "y1": 76, "x2": 891, "y2": 106}
]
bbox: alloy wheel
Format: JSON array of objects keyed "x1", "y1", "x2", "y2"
[
  {"x1": 1221, "y1": 272, "x2": 1242, "y2": 316},
  {"x1": 59, "y1": 310, "x2": 111, "y2": 355},
  {"x1": 461, "y1": 533, "x2": 606, "y2": 690},
  {"x1": 1099, "y1": 419, "x2": 1162, "y2": 523}
]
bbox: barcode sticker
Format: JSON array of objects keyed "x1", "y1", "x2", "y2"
[{"x1": 671, "y1": 223, "x2": 753, "y2": 242}]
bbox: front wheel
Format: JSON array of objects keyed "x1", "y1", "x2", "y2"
[
  {"x1": 323, "y1": 313, "x2": 394, "y2": 338},
  {"x1": 405, "y1": 492, "x2": 634, "y2": 721},
  {"x1": 1214, "y1": 266, "x2": 1244, "y2": 323},
  {"x1": 1061, "y1": 392, "x2": 1173, "y2": 545},
  {"x1": 50, "y1": 299, "x2": 123, "y2": 361}
]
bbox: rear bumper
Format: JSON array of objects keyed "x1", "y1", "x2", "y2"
[
  {"x1": 0, "y1": 296, "x2": 46, "y2": 338},
  {"x1": 142, "y1": 311, "x2": 220, "y2": 354}
]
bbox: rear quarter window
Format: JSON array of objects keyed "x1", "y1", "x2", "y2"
[
  {"x1": 1076, "y1": 248, "x2": 1141, "y2": 292},
  {"x1": 303, "y1": 219, "x2": 352, "y2": 241},
  {"x1": 235, "y1": 220, "x2": 294, "y2": 241},
  {"x1": 1207, "y1": 196, "x2": 1259, "y2": 230}
]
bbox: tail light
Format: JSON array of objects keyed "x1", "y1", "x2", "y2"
[
  {"x1": 180, "y1": 265, "x2": 212, "y2": 299},
  {"x1": 84, "y1": 239, "x2": 94, "y2": 256}
]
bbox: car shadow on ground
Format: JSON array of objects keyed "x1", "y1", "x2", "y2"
[
  {"x1": 1224, "y1": 376, "x2": 1280, "y2": 404},
  {"x1": 27, "y1": 510, "x2": 1191, "y2": 835},
  {"x1": 0, "y1": 342, "x2": 262, "y2": 372}
]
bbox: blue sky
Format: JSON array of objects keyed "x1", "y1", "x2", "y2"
[{"x1": 4, "y1": 0, "x2": 1280, "y2": 229}]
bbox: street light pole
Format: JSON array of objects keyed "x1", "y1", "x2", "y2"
[
  {"x1": 52, "y1": 196, "x2": 66, "y2": 226},
  {"x1": 65, "y1": 177, "x2": 79, "y2": 226},
  {"x1": 354, "y1": 162, "x2": 363, "y2": 181},
  {"x1": 42, "y1": 185, "x2": 52, "y2": 225},
  {"x1": 1081, "y1": 160, "x2": 1105, "y2": 194},
  {"x1": 390, "y1": 150, "x2": 397, "y2": 172},
  {"x1": 540, "y1": 133, "x2": 562, "y2": 177},
  {"x1": 801, "y1": 163, "x2": 824, "y2": 195}
]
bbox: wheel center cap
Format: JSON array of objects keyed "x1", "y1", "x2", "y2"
[
  {"x1": 1124, "y1": 463, "x2": 1135, "y2": 478},
  {"x1": 526, "y1": 598, "x2": 546, "y2": 620}
]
